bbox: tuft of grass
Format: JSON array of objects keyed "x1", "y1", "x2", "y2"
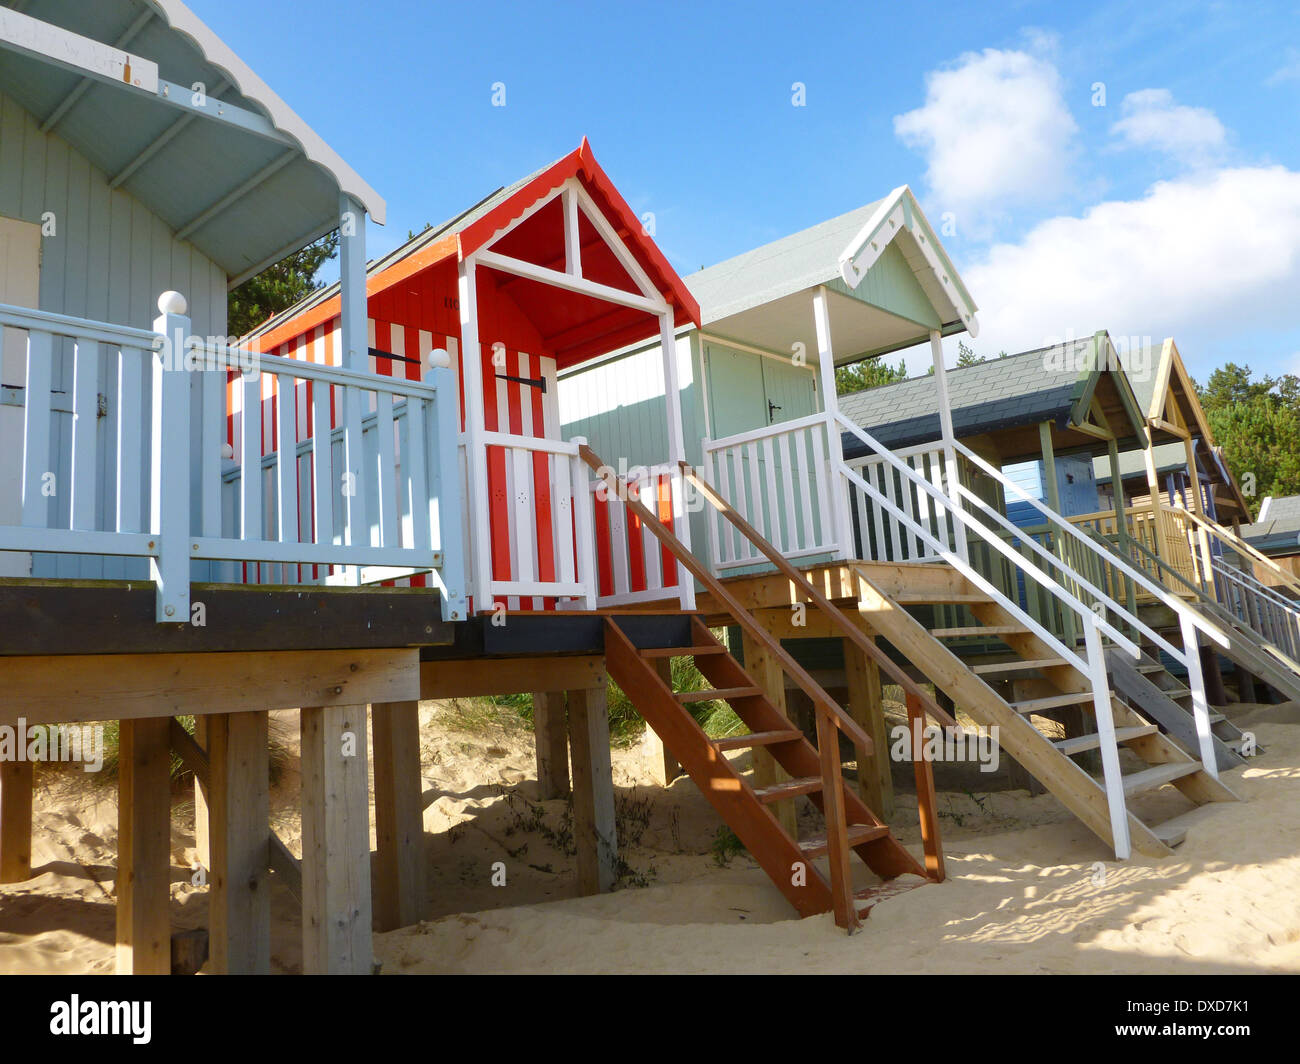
[{"x1": 710, "y1": 825, "x2": 746, "y2": 867}]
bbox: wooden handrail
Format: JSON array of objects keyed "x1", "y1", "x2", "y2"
[
  {"x1": 679, "y1": 459, "x2": 960, "y2": 731},
  {"x1": 1174, "y1": 504, "x2": 1300, "y2": 600},
  {"x1": 578, "y1": 445, "x2": 880, "y2": 750}
]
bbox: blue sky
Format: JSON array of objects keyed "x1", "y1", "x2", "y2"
[{"x1": 194, "y1": 0, "x2": 1300, "y2": 382}]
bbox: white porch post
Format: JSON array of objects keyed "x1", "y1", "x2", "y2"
[
  {"x1": 660, "y1": 311, "x2": 695, "y2": 609},
  {"x1": 459, "y1": 256, "x2": 494, "y2": 612},
  {"x1": 812, "y1": 287, "x2": 855, "y2": 561},
  {"x1": 930, "y1": 328, "x2": 968, "y2": 563},
  {"x1": 336, "y1": 193, "x2": 368, "y2": 585}
]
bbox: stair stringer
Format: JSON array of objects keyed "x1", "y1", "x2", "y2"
[
  {"x1": 603, "y1": 620, "x2": 836, "y2": 917},
  {"x1": 1105, "y1": 649, "x2": 1246, "y2": 771},
  {"x1": 849, "y1": 565, "x2": 1175, "y2": 858},
  {"x1": 1190, "y1": 602, "x2": 1300, "y2": 703},
  {"x1": 966, "y1": 597, "x2": 1240, "y2": 807}
]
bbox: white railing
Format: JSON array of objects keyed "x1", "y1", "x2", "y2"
[
  {"x1": 701, "y1": 412, "x2": 840, "y2": 570},
  {"x1": 0, "y1": 303, "x2": 163, "y2": 592},
  {"x1": 588, "y1": 458, "x2": 693, "y2": 609},
  {"x1": 1212, "y1": 555, "x2": 1300, "y2": 663},
  {"x1": 846, "y1": 440, "x2": 955, "y2": 562},
  {"x1": 0, "y1": 294, "x2": 465, "y2": 622},
  {"x1": 833, "y1": 415, "x2": 1231, "y2": 858},
  {"x1": 473, "y1": 430, "x2": 596, "y2": 609}
]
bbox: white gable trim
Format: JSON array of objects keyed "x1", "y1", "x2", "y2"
[{"x1": 837, "y1": 185, "x2": 979, "y2": 338}]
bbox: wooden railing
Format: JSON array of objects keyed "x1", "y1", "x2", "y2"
[
  {"x1": 580, "y1": 443, "x2": 942, "y2": 930},
  {"x1": 0, "y1": 294, "x2": 465, "y2": 622},
  {"x1": 1062, "y1": 503, "x2": 1204, "y2": 599}
]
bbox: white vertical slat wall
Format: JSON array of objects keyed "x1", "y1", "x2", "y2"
[{"x1": 0, "y1": 91, "x2": 228, "y2": 582}]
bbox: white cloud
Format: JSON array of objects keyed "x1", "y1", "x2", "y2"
[
  {"x1": 1111, "y1": 89, "x2": 1226, "y2": 166},
  {"x1": 963, "y1": 166, "x2": 1300, "y2": 358},
  {"x1": 1267, "y1": 47, "x2": 1300, "y2": 85},
  {"x1": 894, "y1": 48, "x2": 1078, "y2": 218}
]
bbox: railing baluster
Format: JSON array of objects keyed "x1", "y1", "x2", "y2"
[
  {"x1": 70, "y1": 337, "x2": 98, "y2": 531},
  {"x1": 21, "y1": 330, "x2": 53, "y2": 528},
  {"x1": 116, "y1": 346, "x2": 144, "y2": 533},
  {"x1": 276, "y1": 375, "x2": 296, "y2": 557}
]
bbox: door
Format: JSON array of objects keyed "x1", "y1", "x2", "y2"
[
  {"x1": 703, "y1": 341, "x2": 818, "y2": 437},
  {"x1": 0, "y1": 215, "x2": 40, "y2": 576}
]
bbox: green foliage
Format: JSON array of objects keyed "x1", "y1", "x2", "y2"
[
  {"x1": 487, "y1": 649, "x2": 742, "y2": 746},
  {"x1": 836, "y1": 357, "x2": 907, "y2": 396},
  {"x1": 710, "y1": 825, "x2": 747, "y2": 866},
  {"x1": 1196, "y1": 363, "x2": 1300, "y2": 517},
  {"x1": 227, "y1": 232, "x2": 340, "y2": 338}
]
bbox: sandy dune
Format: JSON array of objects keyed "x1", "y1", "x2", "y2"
[{"x1": 2, "y1": 701, "x2": 1298, "y2": 974}]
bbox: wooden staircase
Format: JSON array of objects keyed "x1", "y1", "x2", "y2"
[
  {"x1": 850, "y1": 562, "x2": 1240, "y2": 857},
  {"x1": 580, "y1": 445, "x2": 943, "y2": 931},
  {"x1": 606, "y1": 617, "x2": 929, "y2": 922},
  {"x1": 1105, "y1": 645, "x2": 1250, "y2": 770}
]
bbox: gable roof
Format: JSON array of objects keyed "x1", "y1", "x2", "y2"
[
  {"x1": 687, "y1": 200, "x2": 887, "y2": 323},
  {"x1": 838, "y1": 333, "x2": 1146, "y2": 458},
  {"x1": 0, "y1": 0, "x2": 384, "y2": 281},
  {"x1": 685, "y1": 186, "x2": 978, "y2": 353},
  {"x1": 250, "y1": 140, "x2": 701, "y2": 364}
]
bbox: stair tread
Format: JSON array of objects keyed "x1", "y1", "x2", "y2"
[
  {"x1": 894, "y1": 591, "x2": 993, "y2": 604},
  {"x1": 932, "y1": 625, "x2": 1028, "y2": 638},
  {"x1": 973, "y1": 657, "x2": 1070, "y2": 675},
  {"x1": 640, "y1": 644, "x2": 726, "y2": 658},
  {"x1": 752, "y1": 776, "x2": 823, "y2": 803},
  {"x1": 1054, "y1": 724, "x2": 1158, "y2": 755},
  {"x1": 798, "y1": 823, "x2": 890, "y2": 857},
  {"x1": 1011, "y1": 691, "x2": 1094, "y2": 713},
  {"x1": 678, "y1": 685, "x2": 761, "y2": 704},
  {"x1": 712, "y1": 729, "x2": 803, "y2": 752},
  {"x1": 1121, "y1": 761, "x2": 1201, "y2": 796}
]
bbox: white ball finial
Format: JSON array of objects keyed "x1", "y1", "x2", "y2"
[
  {"x1": 158, "y1": 291, "x2": 187, "y2": 315},
  {"x1": 428, "y1": 347, "x2": 451, "y2": 369}
]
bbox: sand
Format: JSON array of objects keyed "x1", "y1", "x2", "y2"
[{"x1": 2, "y1": 699, "x2": 1299, "y2": 975}]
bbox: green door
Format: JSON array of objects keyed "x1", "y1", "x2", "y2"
[{"x1": 704, "y1": 341, "x2": 818, "y2": 437}]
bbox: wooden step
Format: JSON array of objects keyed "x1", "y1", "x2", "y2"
[
  {"x1": 1054, "y1": 724, "x2": 1158, "y2": 756},
  {"x1": 798, "y1": 823, "x2": 890, "y2": 858},
  {"x1": 893, "y1": 591, "x2": 993, "y2": 604},
  {"x1": 1121, "y1": 761, "x2": 1201, "y2": 797},
  {"x1": 712, "y1": 729, "x2": 804, "y2": 752},
  {"x1": 972, "y1": 657, "x2": 1070, "y2": 676},
  {"x1": 1137, "y1": 663, "x2": 1164, "y2": 674},
  {"x1": 1010, "y1": 691, "x2": 1094, "y2": 714},
  {"x1": 1152, "y1": 821, "x2": 1188, "y2": 848},
  {"x1": 752, "y1": 776, "x2": 823, "y2": 803},
  {"x1": 932, "y1": 625, "x2": 1028, "y2": 639},
  {"x1": 640, "y1": 644, "x2": 727, "y2": 659},
  {"x1": 677, "y1": 685, "x2": 761, "y2": 704}
]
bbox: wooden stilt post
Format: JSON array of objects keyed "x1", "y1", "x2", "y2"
[
  {"x1": 0, "y1": 758, "x2": 33, "y2": 883},
  {"x1": 300, "y1": 705, "x2": 373, "y2": 974},
  {"x1": 532, "y1": 691, "x2": 571, "y2": 798},
  {"x1": 116, "y1": 717, "x2": 172, "y2": 975},
  {"x1": 371, "y1": 700, "x2": 427, "y2": 932},
  {"x1": 567, "y1": 685, "x2": 618, "y2": 894},
  {"x1": 643, "y1": 659, "x2": 681, "y2": 787},
  {"x1": 740, "y1": 628, "x2": 798, "y2": 837},
  {"x1": 193, "y1": 716, "x2": 210, "y2": 875},
  {"x1": 208, "y1": 711, "x2": 270, "y2": 974},
  {"x1": 1198, "y1": 645, "x2": 1229, "y2": 707},
  {"x1": 843, "y1": 633, "x2": 893, "y2": 820},
  {"x1": 1236, "y1": 662, "x2": 1258, "y2": 703}
]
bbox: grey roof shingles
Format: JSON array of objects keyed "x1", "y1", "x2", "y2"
[{"x1": 838, "y1": 340, "x2": 1093, "y2": 456}]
